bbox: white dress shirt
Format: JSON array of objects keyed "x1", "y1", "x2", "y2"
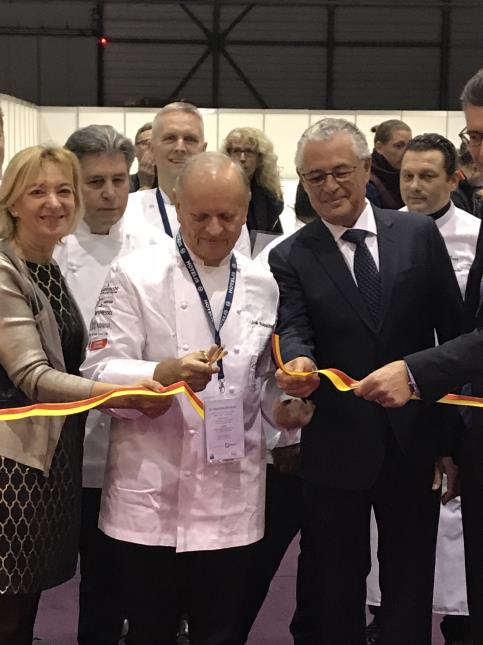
[{"x1": 321, "y1": 200, "x2": 380, "y2": 281}]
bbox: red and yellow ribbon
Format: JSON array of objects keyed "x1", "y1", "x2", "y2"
[
  {"x1": 0, "y1": 381, "x2": 205, "y2": 422},
  {"x1": 272, "y1": 333, "x2": 483, "y2": 409}
]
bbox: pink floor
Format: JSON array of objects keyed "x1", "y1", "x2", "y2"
[{"x1": 34, "y1": 539, "x2": 445, "y2": 645}]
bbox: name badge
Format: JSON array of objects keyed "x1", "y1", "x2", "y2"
[{"x1": 204, "y1": 396, "x2": 245, "y2": 463}]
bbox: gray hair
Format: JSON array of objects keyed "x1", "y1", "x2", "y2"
[
  {"x1": 176, "y1": 151, "x2": 249, "y2": 194},
  {"x1": 295, "y1": 118, "x2": 370, "y2": 171},
  {"x1": 152, "y1": 101, "x2": 205, "y2": 139},
  {"x1": 65, "y1": 124, "x2": 135, "y2": 169},
  {"x1": 460, "y1": 69, "x2": 483, "y2": 108}
]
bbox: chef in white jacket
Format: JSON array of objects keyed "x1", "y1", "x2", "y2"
[
  {"x1": 54, "y1": 124, "x2": 168, "y2": 645},
  {"x1": 81, "y1": 152, "x2": 279, "y2": 645},
  {"x1": 124, "y1": 101, "x2": 251, "y2": 256},
  {"x1": 367, "y1": 133, "x2": 479, "y2": 645}
]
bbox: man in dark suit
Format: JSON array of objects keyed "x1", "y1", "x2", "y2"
[
  {"x1": 270, "y1": 117, "x2": 463, "y2": 645},
  {"x1": 356, "y1": 69, "x2": 483, "y2": 644}
]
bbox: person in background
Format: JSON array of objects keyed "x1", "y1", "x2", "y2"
[
  {"x1": 129, "y1": 122, "x2": 157, "y2": 192},
  {"x1": 366, "y1": 119, "x2": 412, "y2": 210},
  {"x1": 124, "y1": 102, "x2": 250, "y2": 256},
  {"x1": 222, "y1": 127, "x2": 284, "y2": 235},
  {"x1": 0, "y1": 145, "x2": 169, "y2": 645},
  {"x1": 366, "y1": 132, "x2": 479, "y2": 645},
  {"x1": 355, "y1": 68, "x2": 483, "y2": 645},
  {"x1": 55, "y1": 124, "x2": 164, "y2": 645},
  {"x1": 452, "y1": 143, "x2": 483, "y2": 219}
]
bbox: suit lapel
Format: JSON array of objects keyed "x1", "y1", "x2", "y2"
[
  {"x1": 374, "y1": 207, "x2": 399, "y2": 331},
  {"x1": 304, "y1": 219, "x2": 378, "y2": 333}
]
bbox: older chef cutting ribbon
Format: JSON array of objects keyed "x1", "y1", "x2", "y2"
[{"x1": 81, "y1": 152, "x2": 282, "y2": 645}]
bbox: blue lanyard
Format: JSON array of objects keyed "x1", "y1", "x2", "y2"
[
  {"x1": 176, "y1": 231, "x2": 237, "y2": 389},
  {"x1": 156, "y1": 188, "x2": 173, "y2": 238}
]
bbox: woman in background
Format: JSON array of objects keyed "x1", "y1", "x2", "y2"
[
  {"x1": 366, "y1": 119, "x2": 412, "y2": 210},
  {"x1": 222, "y1": 126, "x2": 284, "y2": 234}
]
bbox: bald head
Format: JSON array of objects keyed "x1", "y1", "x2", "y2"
[
  {"x1": 173, "y1": 152, "x2": 249, "y2": 266},
  {"x1": 176, "y1": 151, "x2": 250, "y2": 195}
]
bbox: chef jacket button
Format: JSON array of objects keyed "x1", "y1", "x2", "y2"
[
  {"x1": 184, "y1": 470, "x2": 192, "y2": 477},
  {"x1": 180, "y1": 302, "x2": 188, "y2": 310},
  {"x1": 182, "y1": 343, "x2": 189, "y2": 351},
  {"x1": 236, "y1": 308, "x2": 242, "y2": 314},
  {"x1": 188, "y1": 428, "x2": 197, "y2": 436},
  {"x1": 228, "y1": 386, "x2": 235, "y2": 394},
  {"x1": 213, "y1": 470, "x2": 219, "y2": 476},
  {"x1": 234, "y1": 347, "x2": 240, "y2": 354}
]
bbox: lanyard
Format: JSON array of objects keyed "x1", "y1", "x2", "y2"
[
  {"x1": 176, "y1": 231, "x2": 237, "y2": 392},
  {"x1": 156, "y1": 188, "x2": 173, "y2": 238}
]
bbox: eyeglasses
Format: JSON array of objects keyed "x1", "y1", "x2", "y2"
[
  {"x1": 459, "y1": 127, "x2": 483, "y2": 149},
  {"x1": 228, "y1": 148, "x2": 258, "y2": 159},
  {"x1": 300, "y1": 166, "x2": 357, "y2": 186}
]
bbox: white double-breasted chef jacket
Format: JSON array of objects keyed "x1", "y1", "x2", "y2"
[
  {"x1": 125, "y1": 188, "x2": 252, "y2": 257},
  {"x1": 54, "y1": 217, "x2": 167, "y2": 488},
  {"x1": 81, "y1": 242, "x2": 279, "y2": 552},
  {"x1": 367, "y1": 201, "x2": 479, "y2": 614}
]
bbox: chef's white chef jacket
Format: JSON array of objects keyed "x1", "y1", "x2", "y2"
[
  {"x1": 81, "y1": 242, "x2": 279, "y2": 552},
  {"x1": 54, "y1": 217, "x2": 167, "y2": 488}
]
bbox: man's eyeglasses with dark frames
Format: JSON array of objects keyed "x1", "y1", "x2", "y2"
[
  {"x1": 300, "y1": 166, "x2": 357, "y2": 187},
  {"x1": 459, "y1": 127, "x2": 483, "y2": 149}
]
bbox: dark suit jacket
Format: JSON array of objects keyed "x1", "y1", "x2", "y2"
[
  {"x1": 406, "y1": 218, "x2": 483, "y2": 482},
  {"x1": 246, "y1": 181, "x2": 284, "y2": 234},
  {"x1": 269, "y1": 206, "x2": 464, "y2": 490}
]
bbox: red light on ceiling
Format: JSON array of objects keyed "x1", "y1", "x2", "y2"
[{"x1": 99, "y1": 36, "x2": 109, "y2": 46}]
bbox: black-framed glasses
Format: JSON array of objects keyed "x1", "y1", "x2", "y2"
[
  {"x1": 459, "y1": 127, "x2": 483, "y2": 148},
  {"x1": 300, "y1": 166, "x2": 357, "y2": 186}
]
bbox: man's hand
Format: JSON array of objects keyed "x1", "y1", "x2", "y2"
[
  {"x1": 432, "y1": 456, "x2": 460, "y2": 504},
  {"x1": 275, "y1": 357, "x2": 319, "y2": 398},
  {"x1": 273, "y1": 397, "x2": 315, "y2": 430},
  {"x1": 272, "y1": 444, "x2": 300, "y2": 475},
  {"x1": 137, "y1": 148, "x2": 156, "y2": 188},
  {"x1": 154, "y1": 346, "x2": 221, "y2": 392},
  {"x1": 355, "y1": 360, "x2": 413, "y2": 408}
]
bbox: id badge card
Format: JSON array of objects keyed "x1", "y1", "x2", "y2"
[{"x1": 204, "y1": 396, "x2": 245, "y2": 463}]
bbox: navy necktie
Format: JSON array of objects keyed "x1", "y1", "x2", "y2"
[{"x1": 342, "y1": 229, "x2": 382, "y2": 325}]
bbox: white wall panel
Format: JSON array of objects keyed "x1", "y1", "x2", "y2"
[
  {"x1": 218, "y1": 111, "x2": 264, "y2": 148},
  {"x1": 447, "y1": 112, "x2": 467, "y2": 149},
  {"x1": 39, "y1": 108, "x2": 78, "y2": 148},
  {"x1": 78, "y1": 108, "x2": 126, "y2": 133},
  {"x1": 0, "y1": 93, "x2": 471, "y2": 179},
  {"x1": 401, "y1": 111, "x2": 449, "y2": 142},
  {"x1": 200, "y1": 110, "x2": 218, "y2": 152},
  {"x1": 125, "y1": 110, "x2": 158, "y2": 141},
  {"x1": 0, "y1": 94, "x2": 39, "y2": 167},
  {"x1": 264, "y1": 112, "x2": 310, "y2": 178}
]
